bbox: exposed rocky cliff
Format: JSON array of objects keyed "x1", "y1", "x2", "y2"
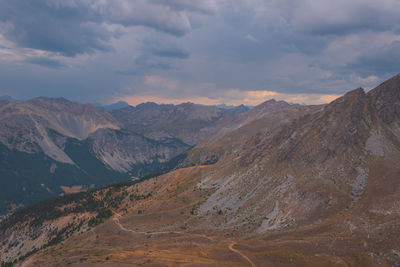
[
  {"x1": 88, "y1": 128, "x2": 189, "y2": 173},
  {"x1": 0, "y1": 98, "x2": 119, "y2": 162}
]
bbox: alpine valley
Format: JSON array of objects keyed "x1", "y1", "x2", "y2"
[{"x1": 1, "y1": 74, "x2": 400, "y2": 266}]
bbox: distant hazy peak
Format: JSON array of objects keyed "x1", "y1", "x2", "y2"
[
  {"x1": 0, "y1": 95, "x2": 19, "y2": 102},
  {"x1": 102, "y1": 101, "x2": 130, "y2": 110},
  {"x1": 27, "y1": 96, "x2": 70, "y2": 104},
  {"x1": 253, "y1": 98, "x2": 292, "y2": 111}
]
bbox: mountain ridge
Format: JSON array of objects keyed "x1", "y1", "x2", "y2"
[{"x1": 0, "y1": 95, "x2": 294, "y2": 214}]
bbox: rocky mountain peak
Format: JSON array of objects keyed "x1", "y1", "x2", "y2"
[
  {"x1": 368, "y1": 73, "x2": 400, "y2": 124},
  {"x1": 27, "y1": 97, "x2": 104, "y2": 117},
  {"x1": 251, "y1": 99, "x2": 292, "y2": 115},
  {"x1": 325, "y1": 87, "x2": 367, "y2": 120},
  {"x1": 175, "y1": 103, "x2": 222, "y2": 121},
  {"x1": 27, "y1": 96, "x2": 71, "y2": 108},
  {"x1": 345, "y1": 87, "x2": 365, "y2": 97},
  {"x1": 331, "y1": 87, "x2": 365, "y2": 103},
  {"x1": 136, "y1": 102, "x2": 161, "y2": 109}
]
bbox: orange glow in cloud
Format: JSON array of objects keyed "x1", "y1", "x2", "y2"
[
  {"x1": 111, "y1": 75, "x2": 341, "y2": 106},
  {"x1": 114, "y1": 95, "x2": 223, "y2": 106},
  {"x1": 112, "y1": 89, "x2": 341, "y2": 107}
]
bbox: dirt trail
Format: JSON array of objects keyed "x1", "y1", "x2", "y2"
[
  {"x1": 113, "y1": 216, "x2": 180, "y2": 235},
  {"x1": 113, "y1": 212, "x2": 255, "y2": 266},
  {"x1": 228, "y1": 242, "x2": 256, "y2": 267},
  {"x1": 112, "y1": 211, "x2": 214, "y2": 241}
]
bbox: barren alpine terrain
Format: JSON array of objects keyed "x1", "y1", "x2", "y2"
[{"x1": 1, "y1": 74, "x2": 400, "y2": 266}]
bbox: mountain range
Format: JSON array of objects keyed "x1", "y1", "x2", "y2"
[
  {"x1": 0, "y1": 97, "x2": 287, "y2": 214},
  {"x1": 1, "y1": 74, "x2": 400, "y2": 266}
]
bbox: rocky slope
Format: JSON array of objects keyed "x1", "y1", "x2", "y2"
[
  {"x1": 87, "y1": 128, "x2": 189, "y2": 173},
  {"x1": 110, "y1": 102, "x2": 225, "y2": 145},
  {"x1": 181, "y1": 101, "x2": 312, "y2": 167},
  {"x1": 187, "y1": 79, "x2": 400, "y2": 236},
  {"x1": 0, "y1": 98, "x2": 119, "y2": 163},
  {"x1": 0, "y1": 98, "x2": 190, "y2": 214},
  {"x1": 191, "y1": 99, "x2": 297, "y2": 147}
]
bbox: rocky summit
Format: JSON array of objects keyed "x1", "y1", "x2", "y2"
[{"x1": 1, "y1": 74, "x2": 400, "y2": 266}]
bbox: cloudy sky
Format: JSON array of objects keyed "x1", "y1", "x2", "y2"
[{"x1": 0, "y1": 0, "x2": 400, "y2": 106}]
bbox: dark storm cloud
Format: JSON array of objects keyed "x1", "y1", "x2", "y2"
[
  {"x1": 345, "y1": 41, "x2": 400, "y2": 76},
  {"x1": 153, "y1": 49, "x2": 189, "y2": 59},
  {"x1": 306, "y1": 8, "x2": 400, "y2": 37},
  {"x1": 116, "y1": 55, "x2": 172, "y2": 76},
  {"x1": 252, "y1": 0, "x2": 400, "y2": 37},
  {"x1": 116, "y1": 62, "x2": 172, "y2": 76},
  {"x1": 102, "y1": 0, "x2": 191, "y2": 37},
  {"x1": 0, "y1": 0, "x2": 213, "y2": 56},
  {"x1": 25, "y1": 57, "x2": 65, "y2": 69},
  {"x1": 0, "y1": 0, "x2": 113, "y2": 56},
  {"x1": 190, "y1": 0, "x2": 400, "y2": 94},
  {"x1": 142, "y1": 39, "x2": 189, "y2": 59}
]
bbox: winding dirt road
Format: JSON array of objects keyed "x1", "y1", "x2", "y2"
[
  {"x1": 112, "y1": 212, "x2": 255, "y2": 266},
  {"x1": 112, "y1": 212, "x2": 214, "y2": 240},
  {"x1": 229, "y1": 242, "x2": 256, "y2": 267}
]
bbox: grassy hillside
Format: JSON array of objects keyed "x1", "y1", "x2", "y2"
[{"x1": 0, "y1": 173, "x2": 159, "y2": 266}]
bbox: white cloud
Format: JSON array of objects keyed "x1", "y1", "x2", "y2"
[
  {"x1": 357, "y1": 75, "x2": 379, "y2": 84},
  {"x1": 150, "y1": 0, "x2": 218, "y2": 15},
  {"x1": 245, "y1": 34, "x2": 260, "y2": 43}
]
